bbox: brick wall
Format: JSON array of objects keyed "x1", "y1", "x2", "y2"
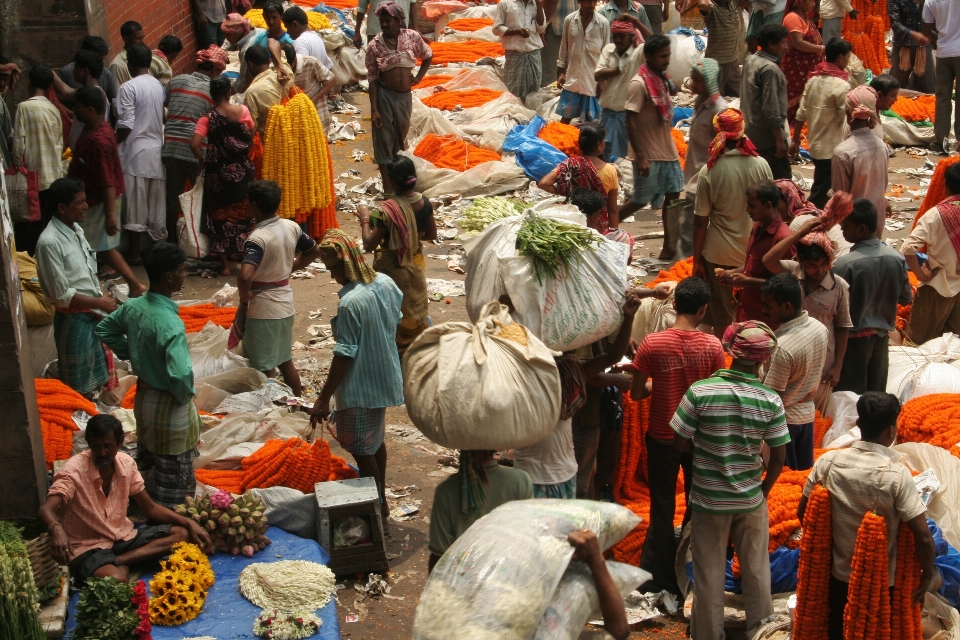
[{"x1": 101, "y1": 0, "x2": 199, "y2": 76}]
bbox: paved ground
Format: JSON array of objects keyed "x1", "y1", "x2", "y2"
[{"x1": 167, "y1": 88, "x2": 932, "y2": 639}]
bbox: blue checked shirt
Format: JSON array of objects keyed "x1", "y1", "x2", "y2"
[{"x1": 331, "y1": 273, "x2": 405, "y2": 410}]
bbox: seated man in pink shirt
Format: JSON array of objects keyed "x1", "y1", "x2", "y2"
[{"x1": 38, "y1": 414, "x2": 211, "y2": 583}]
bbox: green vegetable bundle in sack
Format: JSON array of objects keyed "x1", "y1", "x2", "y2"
[{"x1": 464, "y1": 207, "x2": 629, "y2": 352}]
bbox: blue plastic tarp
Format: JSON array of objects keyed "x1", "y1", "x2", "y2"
[
  {"x1": 66, "y1": 526, "x2": 340, "y2": 640},
  {"x1": 502, "y1": 116, "x2": 568, "y2": 182},
  {"x1": 686, "y1": 545, "x2": 800, "y2": 595},
  {"x1": 929, "y1": 519, "x2": 960, "y2": 608}
]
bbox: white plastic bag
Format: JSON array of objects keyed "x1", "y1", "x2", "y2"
[
  {"x1": 535, "y1": 561, "x2": 650, "y2": 640},
  {"x1": 178, "y1": 172, "x2": 209, "y2": 259},
  {"x1": 194, "y1": 407, "x2": 312, "y2": 468},
  {"x1": 187, "y1": 322, "x2": 249, "y2": 380},
  {"x1": 413, "y1": 500, "x2": 641, "y2": 640},
  {"x1": 465, "y1": 209, "x2": 630, "y2": 352},
  {"x1": 193, "y1": 367, "x2": 267, "y2": 412},
  {"x1": 666, "y1": 34, "x2": 706, "y2": 87},
  {"x1": 894, "y1": 442, "x2": 960, "y2": 551},
  {"x1": 403, "y1": 151, "x2": 529, "y2": 199},
  {"x1": 822, "y1": 391, "x2": 860, "y2": 448},
  {"x1": 402, "y1": 301, "x2": 561, "y2": 450}
]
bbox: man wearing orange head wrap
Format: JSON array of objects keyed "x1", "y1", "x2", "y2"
[{"x1": 832, "y1": 85, "x2": 889, "y2": 239}]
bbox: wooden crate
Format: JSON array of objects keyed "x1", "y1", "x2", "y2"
[{"x1": 315, "y1": 478, "x2": 389, "y2": 576}]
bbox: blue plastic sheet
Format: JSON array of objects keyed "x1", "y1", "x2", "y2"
[
  {"x1": 673, "y1": 108, "x2": 693, "y2": 125},
  {"x1": 502, "y1": 116, "x2": 568, "y2": 182},
  {"x1": 929, "y1": 519, "x2": 960, "y2": 608},
  {"x1": 687, "y1": 545, "x2": 800, "y2": 595},
  {"x1": 65, "y1": 527, "x2": 340, "y2": 640}
]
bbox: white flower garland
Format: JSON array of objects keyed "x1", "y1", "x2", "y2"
[
  {"x1": 238, "y1": 560, "x2": 337, "y2": 613},
  {"x1": 253, "y1": 610, "x2": 322, "y2": 640}
]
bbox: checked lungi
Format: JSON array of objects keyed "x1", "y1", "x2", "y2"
[
  {"x1": 504, "y1": 50, "x2": 542, "y2": 103},
  {"x1": 54, "y1": 309, "x2": 115, "y2": 395},
  {"x1": 329, "y1": 407, "x2": 386, "y2": 457}
]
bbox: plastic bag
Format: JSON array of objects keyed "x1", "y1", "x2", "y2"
[
  {"x1": 894, "y1": 443, "x2": 960, "y2": 552},
  {"x1": 402, "y1": 301, "x2": 561, "y2": 449},
  {"x1": 534, "y1": 561, "x2": 649, "y2": 640},
  {"x1": 247, "y1": 486, "x2": 318, "y2": 539},
  {"x1": 334, "y1": 516, "x2": 370, "y2": 548},
  {"x1": 413, "y1": 499, "x2": 641, "y2": 640},
  {"x1": 188, "y1": 322, "x2": 250, "y2": 380},
  {"x1": 887, "y1": 333, "x2": 960, "y2": 401},
  {"x1": 822, "y1": 390, "x2": 860, "y2": 448},
  {"x1": 403, "y1": 151, "x2": 529, "y2": 199},
  {"x1": 330, "y1": 44, "x2": 367, "y2": 90},
  {"x1": 881, "y1": 114, "x2": 936, "y2": 147},
  {"x1": 194, "y1": 407, "x2": 312, "y2": 468},
  {"x1": 465, "y1": 209, "x2": 630, "y2": 352},
  {"x1": 178, "y1": 173, "x2": 209, "y2": 259},
  {"x1": 193, "y1": 367, "x2": 267, "y2": 412},
  {"x1": 666, "y1": 33, "x2": 706, "y2": 86},
  {"x1": 502, "y1": 117, "x2": 568, "y2": 181}
]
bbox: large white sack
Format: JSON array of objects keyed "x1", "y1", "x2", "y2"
[
  {"x1": 402, "y1": 301, "x2": 561, "y2": 450},
  {"x1": 402, "y1": 150, "x2": 529, "y2": 199},
  {"x1": 465, "y1": 209, "x2": 630, "y2": 352},
  {"x1": 630, "y1": 292, "x2": 676, "y2": 345},
  {"x1": 193, "y1": 367, "x2": 267, "y2": 412},
  {"x1": 893, "y1": 442, "x2": 960, "y2": 551},
  {"x1": 413, "y1": 500, "x2": 641, "y2": 640},
  {"x1": 822, "y1": 390, "x2": 860, "y2": 448},
  {"x1": 188, "y1": 322, "x2": 249, "y2": 380},
  {"x1": 666, "y1": 33, "x2": 707, "y2": 86},
  {"x1": 887, "y1": 333, "x2": 960, "y2": 401}
]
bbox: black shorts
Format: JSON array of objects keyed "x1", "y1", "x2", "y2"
[{"x1": 69, "y1": 524, "x2": 172, "y2": 583}]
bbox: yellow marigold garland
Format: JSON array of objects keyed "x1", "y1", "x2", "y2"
[
  {"x1": 245, "y1": 9, "x2": 332, "y2": 31},
  {"x1": 148, "y1": 542, "x2": 215, "y2": 626}
]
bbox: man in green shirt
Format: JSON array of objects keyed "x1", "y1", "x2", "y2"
[
  {"x1": 428, "y1": 451, "x2": 533, "y2": 571},
  {"x1": 671, "y1": 320, "x2": 789, "y2": 640},
  {"x1": 96, "y1": 242, "x2": 199, "y2": 508}
]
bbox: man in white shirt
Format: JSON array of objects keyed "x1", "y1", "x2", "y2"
[
  {"x1": 555, "y1": 0, "x2": 610, "y2": 124},
  {"x1": 493, "y1": 0, "x2": 548, "y2": 102},
  {"x1": 595, "y1": 16, "x2": 646, "y2": 161},
  {"x1": 923, "y1": 0, "x2": 960, "y2": 152},
  {"x1": 116, "y1": 44, "x2": 166, "y2": 265},
  {"x1": 901, "y1": 163, "x2": 960, "y2": 345},
  {"x1": 283, "y1": 6, "x2": 335, "y2": 70}
]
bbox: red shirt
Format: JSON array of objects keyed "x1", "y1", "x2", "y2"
[
  {"x1": 632, "y1": 328, "x2": 727, "y2": 440},
  {"x1": 736, "y1": 216, "x2": 794, "y2": 327},
  {"x1": 68, "y1": 120, "x2": 125, "y2": 207}
]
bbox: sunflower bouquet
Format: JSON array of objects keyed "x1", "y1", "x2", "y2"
[{"x1": 148, "y1": 542, "x2": 215, "y2": 626}]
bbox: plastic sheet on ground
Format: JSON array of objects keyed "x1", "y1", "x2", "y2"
[
  {"x1": 65, "y1": 527, "x2": 339, "y2": 640},
  {"x1": 894, "y1": 443, "x2": 960, "y2": 552},
  {"x1": 195, "y1": 407, "x2": 313, "y2": 468},
  {"x1": 503, "y1": 116, "x2": 568, "y2": 181},
  {"x1": 928, "y1": 519, "x2": 960, "y2": 608},
  {"x1": 194, "y1": 367, "x2": 268, "y2": 413},
  {"x1": 882, "y1": 113, "x2": 937, "y2": 147},
  {"x1": 188, "y1": 323, "x2": 250, "y2": 380},
  {"x1": 403, "y1": 150, "x2": 529, "y2": 199}
]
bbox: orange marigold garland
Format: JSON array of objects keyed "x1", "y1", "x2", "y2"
[
  {"x1": 794, "y1": 485, "x2": 833, "y2": 640},
  {"x1": 178, "y1": 303, "x2": 238, "y2": 333},
  {"x1": 896, "y1": 394, "x2": 960, "y2": 459},
  {"x1": 35, "y1": 378, "x2": 99, "y2": 469},
  {"x1": 814, "y1": 411, "x2": 833, "y2": 449},
  {"x1": 672, "y1": 129, "x2": 687, "y2": 169},
  {"x1": 645, "y1": 256, "x2": 694, "y2": 288},
  {"x1": 413, "y1": 133, "x2": 502, "y2": 171},
  {"x1": 891, "y1": 95, "x2": 937, "y2": 123},
  {"x1": 537, "y1": 121, "x2": 581, "y2": 156},
  {"x1": 445, "y1": 18, "x2": 494, "y2": 31},
  {"x1": 891, "y1": 521, "x2": 923, "y2": 640},
  {"x1": 843, "y1": 512, "x2": 891, "y2": 640},
  {"x1": 427, "y1": 41, "x2": 505, "y2": 65},
  {"x1": 421, "y1": 88, "x2": 503, "y2": 110},
  {"x1": 915, "y1": 156, "x2": 960, "y2": 229},
  {"x1": 415, "y1": 74, "x2": 457, "y2": 89}
]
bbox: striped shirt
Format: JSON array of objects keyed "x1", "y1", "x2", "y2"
[
  {"x1": 760, "y1": 312, "x2": 829, "y2": 425},
  {"x1": 331, "y1": 273, "x2": 405, "y2": 410},
  {"x1": 11, "y1": 96, "x2": 64, "y2": 191},
  {"x1": 671, "y1": 369, "x2": 790, "y2": 514},
  {"x1": 162, "y1": 73, "x2": 215, "y2": 162}
]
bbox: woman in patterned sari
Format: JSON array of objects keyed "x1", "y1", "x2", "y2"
[
  {"x1": 538, "y1": 123, "x2": 620, "y2": 233},
  {"x1": 191, "y1": 76, "x2": 257, "y2": 276},
  {"x1": 357, "y1": 156, "x2": 436, "y2": 353},
  {"x1": 780, "y1": 0, "x2": 825, "y2": 124}
]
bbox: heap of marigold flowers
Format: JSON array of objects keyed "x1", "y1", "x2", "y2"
[
  {"x1": 149, "y1": 542, "x2": 215, "y2": 626},
  {"x1": 672, "y1": 129, "x2": 687, "y2": 169},
  {"x1": 896, "y1": 393, "x2": 960, "y2": 459},
  {"x1": 427, "y1": 41, "x2": 505, "y2": 65},
  {"x1": 178, "y1": 303, "x2": 238, "y2": 334},
  {"x1": 413, "y1": 133, "x2": 502, "y2": 171},
  {"x1": 416, "y1": 74, "x2": 457, "y2": 89},
  {"x1": 195, "y1": 437, "x2": 358, "y2": 494},
  {"x1": 262, "y1": 89, "x2": 338, "y2": 238},
  {"x1": 793, "y1": 485, "x2": 832, "y2": 640},
  {"x1": 841, "y1": 0, "x2": 890, "y2": 74},
  {"x1": 446, "y1": 17, "x2": 494, "y2": 31},
  {"x1": 891, "y1": 95, "x2": 937, "y2": 123},
  {"x1": 915, "y1": 156, "x2": 960, "y2": 229},
  {"x1": 537, "y1": 121, "x2": 581, "y2": 156},
  {"x1": 421, "y1": 88, "x2": 503, "y2": 110},
  {"x1": 245, "y1": 8, "x2": 332, "y2": 31},
  {"x1": 35, "y1": 378, "x2": 98, "y2": 469}
]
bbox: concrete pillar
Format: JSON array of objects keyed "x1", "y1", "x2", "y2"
[{"x1": 0, "y1": 177, "x2": 47, "y2": 520}]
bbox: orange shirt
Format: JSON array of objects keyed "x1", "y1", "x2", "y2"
[{"x1": 48, "y1": 450, "x2": 145, "y2": 560}]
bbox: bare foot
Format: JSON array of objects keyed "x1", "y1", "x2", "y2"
[{"x1": 220, "y1": 267, "x2": 232, "y2": 277}]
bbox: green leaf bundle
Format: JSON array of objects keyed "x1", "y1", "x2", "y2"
[
  {"x1": 516, "y1": 215, "x2": 600, "y2": 283},
  {"x1": 0, "y1": 521, "x2": 45, "y2": 640},
  {"x1": 72, "y1": 577, "x2": 140, "y2": 640}
]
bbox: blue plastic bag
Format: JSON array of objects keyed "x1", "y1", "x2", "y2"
[
  {"x1": 688, "y1": 544, "x2": 800, "y2": 595},
  {"x1": 929, "y1": 519, "x2": 960, "y2": 607},
  {"x1": 502, "y1": 116, "x2": 568, "y2": 182}
]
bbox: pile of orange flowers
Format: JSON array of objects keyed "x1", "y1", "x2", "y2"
[
  {"x1": 178, "y1": 303, "x2": 238, "y2": 334},
  {"x1": 446, "y1": 17, "x2": 494, "y2": 31},
  {"x1": 891, "y1": 95, "x2": 937, "y2": 123},
  {"x1": 892, "y1": 521, "x2": 924, "y2": 640},
  {"x1": 896, "y1": 271, "x2": 920, "y2": 335},
  {"x1": 413, "y1": 133, "x2": 502, "y2": 171},
  {"x1": 427, "y1": 41, "x2": 505, "y2": 65},
  {"x1": 814, "y1": 412, "x2": 833, "y2": 449},
  {"x1": 793, "y1": 485, "x2": 832, "y2": 640},
  {"x1": 841, "y1": 0, "x2": 890, "y2": 74},
  {"x1": 421, "y1": 88, "x2": 503, "y2": 110},
  {"x1": 844, "y1": 512, "x2": 891, "y2": 640},
  {"x1": 35, "y1": 378, "x2": 98, "y2": 469},
  {"x1": 896, "y1": 394, "x2": 960, "y2": 459},
  {"x1": 537, "y1": 121, "x2": 581, "y2": 156},
  {"x1": 195, "y1": 437, "x2": 357, "y2": 495},
  {"x1": 915, "y1": 156, "x2": 960, "y2": 228},
  {"x1": 646, "y1": 256, "x2": 694, "y2": 288},
  {"x1": 672, "y1": 129, "x2": 687, "y2": 169},
  {"x1": 416, "y1": 74, "x2": 457, "y2": 89}
]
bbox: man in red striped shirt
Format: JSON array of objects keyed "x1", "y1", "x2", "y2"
[{"x1": 629, "y1": 276, "x2": 726, "y2": 596}]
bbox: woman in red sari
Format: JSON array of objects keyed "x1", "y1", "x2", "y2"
[{"x1": 780, "y1": 0, "x2": 825, "y2": 124}]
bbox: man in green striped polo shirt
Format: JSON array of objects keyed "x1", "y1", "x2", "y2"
[{"x1": 671, "y1": 320, "x2": 790, "y2": 640}]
